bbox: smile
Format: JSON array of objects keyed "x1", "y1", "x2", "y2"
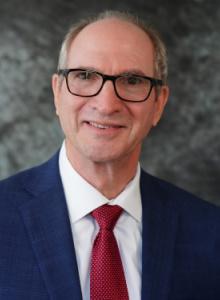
[{"x1": 87, "y1": 121, "x2": 123, "y2": 129}]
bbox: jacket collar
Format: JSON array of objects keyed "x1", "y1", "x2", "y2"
[
  {"x1": 18, "y1": 152, "x2": 82, "y2": 299},
  {"x1": 140, "y1": 171, "x2": 179, "y2": 300}
]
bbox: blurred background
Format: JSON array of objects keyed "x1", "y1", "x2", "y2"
[{"x1": 0, "y1": 0, "x2": 219, "y2": 204}]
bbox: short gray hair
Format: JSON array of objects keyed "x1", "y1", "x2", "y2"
[{"x1": 57, "y1": 10, "x2": 168, "y2": 84}]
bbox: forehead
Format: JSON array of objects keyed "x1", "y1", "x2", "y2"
[{"x1": 67, "y1": 18, "x2": 155, "y2": 75}]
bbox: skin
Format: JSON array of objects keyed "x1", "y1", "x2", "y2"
[{"x1": 52, "y1": 18, "x2": 169, "y2": 199}]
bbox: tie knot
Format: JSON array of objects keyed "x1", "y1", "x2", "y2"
[{"x1": 92, "y1": 204, "x2": 123, "y2": 230}]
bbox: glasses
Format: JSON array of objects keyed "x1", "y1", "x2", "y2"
[{"x1": 58, "y1": 68, "x2": 163, "y2": 102}]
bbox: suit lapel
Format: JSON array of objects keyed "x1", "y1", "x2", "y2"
[
  {"x1": 17, "y1": 153, "x2": 179, "y2": 300},
  {"x1": 18, "y1": 153, "x2": 82, "y2": 299},
  {"x1": 140, "y1": 171, "x2": 179, "y2": 300}
]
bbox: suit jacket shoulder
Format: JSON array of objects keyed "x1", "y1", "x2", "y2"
[
  {"x1": 0, "y1": 151, "x2": 82, "y2": 299},
  {"x1": 140, "y1": 169, "x2": 220, "y2": 300},
  {"x1": 140, "y1": 167, "x2": 219, "y2": 215}
]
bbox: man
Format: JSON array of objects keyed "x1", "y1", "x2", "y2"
[{"x1": 0, "y1": 10, "x2": 220, "y2": 300}]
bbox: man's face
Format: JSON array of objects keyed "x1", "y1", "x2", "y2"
[{"x1": 52, "y1": 18, "x2": 168, "y2": 167}]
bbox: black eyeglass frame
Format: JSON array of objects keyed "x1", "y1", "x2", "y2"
[{"x1": 58, "y1": 68, "x2": 163, "y2": 103}]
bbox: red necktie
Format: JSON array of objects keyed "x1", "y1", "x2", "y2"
[{"x1": 90, "y1": 204, "x2": 129, "y2": 300}]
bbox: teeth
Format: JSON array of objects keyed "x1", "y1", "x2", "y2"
[{"x1": 89, "y1": 122, "x2": 111, "y2": 129}]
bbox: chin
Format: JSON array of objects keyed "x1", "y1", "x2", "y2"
[
  {"x1": 86, "y1": 153, "x2": 120, "y2": 164},
  {"x1": 84, "y1": 147, "x2": 138, "y2": 165},
  {"x1": 81, "y1": 146, "x2": 122, "y2": 163}
]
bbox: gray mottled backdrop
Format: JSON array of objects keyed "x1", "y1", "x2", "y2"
[{"x1": 0, "y1": 0, "x2": 219, "y2": 204}]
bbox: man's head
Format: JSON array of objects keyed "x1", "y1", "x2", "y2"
[{"x1": 52, "y1": 11, "x2": 169, "y2": 170}]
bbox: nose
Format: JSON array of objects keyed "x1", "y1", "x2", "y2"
[{"x1": 89, "y1": 81, "x2": 123, "y2": 115}]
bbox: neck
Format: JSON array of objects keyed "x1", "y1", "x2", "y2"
[{"x1": 65, "y1": 144, "x2": 140, "y2": 199}]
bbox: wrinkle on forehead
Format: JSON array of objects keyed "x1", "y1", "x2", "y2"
[{"x1": 67, "y1": 18, "x2": 155, "y2": 76}]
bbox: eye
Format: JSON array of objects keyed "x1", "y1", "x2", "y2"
[
  {"x1": 121, "y1": 75, "x2": 145, "y2": 85},
  {"x1": 74, "y1": 70, "x2": 97, "y2": 81}
]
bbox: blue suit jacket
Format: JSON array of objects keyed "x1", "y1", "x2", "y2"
[{"x1": 1, "y1": 151, "x2": 220, "y2": 300}]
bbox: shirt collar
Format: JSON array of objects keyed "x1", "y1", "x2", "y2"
[{"x1": 59, "y1": 142, "x2": 142, "y2": 223}]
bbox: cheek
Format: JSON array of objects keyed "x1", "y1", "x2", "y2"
[
  {"x1": 56, "y1": 98, "x2": 78, "y2": 133},
  {"x1": 130, "y1": 103, "x2": 156, "y2": 135}
]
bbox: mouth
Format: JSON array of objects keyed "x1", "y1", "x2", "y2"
[{"x1": 85, "y1": 121, "x2": 124, "y2": 130}]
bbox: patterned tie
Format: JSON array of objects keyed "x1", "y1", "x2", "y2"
[{"x1": 90, "y1": 204, "x2": 129, "y2": 300}]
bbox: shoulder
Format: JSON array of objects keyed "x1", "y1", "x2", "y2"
[
  {"x1": 140, "y1": 169, "x2": 220, "y2": 246},
  {"x1": 140, "y1": 168, "x2": 220, "y2": 218},
  {"x1": 0, "y1": 151, "x2": 60, "y2": 206}
]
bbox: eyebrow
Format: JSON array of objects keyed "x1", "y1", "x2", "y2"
[
  {"x1": 73, "y1": 66, "x2": 147, "y2": 77},
  {"x1": 119, "y1": 69, "x2": 147, "y2": 76}
]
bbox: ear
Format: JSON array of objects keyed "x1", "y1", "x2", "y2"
[
  {"x1": 51, "y1": 73, "x2": 60, "y2": 116},
  {"x1": 152, "y1": 85, "x2": 169, "y2": 126}
]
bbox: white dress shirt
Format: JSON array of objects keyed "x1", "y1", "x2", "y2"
[{"x1": 59, "y1": 142, "x2": 142, "y2": 300}]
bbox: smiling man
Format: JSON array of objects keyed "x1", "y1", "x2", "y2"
[
  {"x1": 52, "y1": 15, "x2": 168, "y2": 200},
  {"x1": 1, "y1": 10, "x2": 220, "y2": 300}
]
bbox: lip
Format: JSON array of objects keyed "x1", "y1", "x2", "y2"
[
  {"x1": 83, "y1": 120, "x2": 126, "y2": 134},
  {"x1": 86, "y1": 121, "x2": 124, "y2": 129}
]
